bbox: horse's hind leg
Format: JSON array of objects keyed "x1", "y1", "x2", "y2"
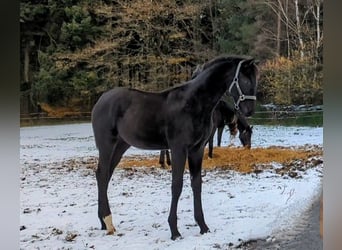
[
  {"x1": 159, "y1": 150, "x2": 166, "y2": 168},
  {"x1": 188, "y1": 146, "x2": 209, "y2": 235},
  {"x1": 208, "y1": 128, "x2": 216, "y2": 158},
  {"x1": 166, "y1": 150, "x2": 171, "y2": 166},
  {"x1": 217, "y1": 126, "x2": 224, "y2": 147},
  {"x1": 96, "y1": 138, "x2": 130, "y2": 235},
  {"x1": 159, "y1": 150, "x2": 172, "y2": 168}
]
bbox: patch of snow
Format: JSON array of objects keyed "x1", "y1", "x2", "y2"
[
  {"x1": 20, "y1": 123, "x2": 323, "y2": 249},
  {"x1": 20, "y1": 123, "x2": 323, "y2": 164}
]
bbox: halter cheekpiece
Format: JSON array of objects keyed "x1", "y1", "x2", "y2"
[{"x1": 228, "y1": 59, "x2": 257, "y2": 111}]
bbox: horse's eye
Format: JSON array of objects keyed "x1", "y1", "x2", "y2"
[{"x1": 243, "y1": 78, "x2": 250, "y2": 85}]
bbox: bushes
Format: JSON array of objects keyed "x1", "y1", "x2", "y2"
[{"x1": 259, "y1": 56, "x2": 322, "y2": 105}]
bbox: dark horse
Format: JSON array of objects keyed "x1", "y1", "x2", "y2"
[
  {"x1": 190, "y1": 62, "x2": 254, "y2": 155},
  {"x1": 159, "y1": 100, "x2": 238, "y2": 168},
  {"x1": 208, "y1": 100, "x2": 253, "y2": 158},
  {"x1": 91, "y1": 55, "x2": 258, "y2": 240},
  {"x1": 159, "y1": 65, "x2": 252, "y2": 167},
  {"x1": 159, "y1": 100, "x2": 253, "y2": 167}
]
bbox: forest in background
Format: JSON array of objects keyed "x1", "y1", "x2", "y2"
[{"x1": 20, "y1": 0, "x2": 323, "y2": 115}]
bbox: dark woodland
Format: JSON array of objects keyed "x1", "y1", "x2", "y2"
[{"x1": 20, "y1": 0, "x2": 323, "y2": 114}]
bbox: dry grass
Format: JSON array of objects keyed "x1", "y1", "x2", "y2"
[
  {"x1": 40, "y1": 103, "x2": 81, "y2": 118},
  {"x1": 118, "y1": 146, "x2": 322, "y2": 173}
]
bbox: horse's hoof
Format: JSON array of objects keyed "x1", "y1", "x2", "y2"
[
  {"x1": 200, "y1": 227, "x2": 210, "y2": 235},
  {"x1": 106, "y1": 228, "x2": 115, "y2": 235},
  {"x1": 103, "y1": 214, "x2": 116, "y2": 235},
  {"x1": 171, "y1": 232, "x2": 182, "y2": 240}
]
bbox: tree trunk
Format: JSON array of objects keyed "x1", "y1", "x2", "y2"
[
  {"x1": 294, "y1": 0, "x2": 304, "y2": 59},
  {"x1": 24, "y1": 43, "x2": 30, "y2": 84},
  {"x1": 276, "y1": 6, "x2": 281, "y2": 56},
  {"x1": 285, "y1": 0, "x2": 290, "y2": 58},
  {"x1": 315, "y1": 0, "x2": 321, "y2": 58},
  {"x1": 209, "y1": 0, "x2": 216, "y2": 51}
]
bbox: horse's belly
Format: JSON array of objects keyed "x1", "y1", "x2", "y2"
[
  {"x1": 118, "y1": 124, "x2": 168, "y2": 150},
  {"x1": 125, "y1": 136, "x2": 168, "y2": 150},
  {"x1": 130, "y1": 135, "x2": 168, "y2": 150}
]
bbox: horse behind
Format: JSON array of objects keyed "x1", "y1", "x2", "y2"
[
  {"x1": 207, "y1": 100, "x2": 253, "y2": 158},
  {"x1": 91, "y1": 55, "x2": 258, "y2": 240},
  {"x1": 159, "y1": 100, "x2": 253, "y2": 167},
  {"x1": 159, "y1": 100, "x2": 238, "y2": 168}
]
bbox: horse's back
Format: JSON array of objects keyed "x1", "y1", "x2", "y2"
[
  {"x1": 91, "y1": 88, "x2": 131, "y2": 140},
  {"x1": 92, "y1": 87, "x2": 169, "y2": 149},
  {"x1": 93, "y1": 88, "x2": 129, "y2": 110}
]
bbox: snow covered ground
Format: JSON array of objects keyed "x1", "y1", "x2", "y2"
[
  {"x1": 20, "y1": 123, "x2": 322, "y2": 164},
  {"x1": 20, "y1": 123, "x2": 323, "y2": 249}
]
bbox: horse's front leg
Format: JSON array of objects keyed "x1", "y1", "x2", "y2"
[
  {"x1": 188, "y1": 146, "x2": 210, "y2": 235},
  {"x1": 168, "y1": 147, "x2": 187, "y2": 240}
]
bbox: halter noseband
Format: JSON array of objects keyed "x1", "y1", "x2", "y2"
[{"x1": 228, "y1": 59, "x2": 257, "y2": 111}]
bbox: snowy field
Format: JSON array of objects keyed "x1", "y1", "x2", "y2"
[{"x1": 20, "y1": 123, "x2": 323, "y2": 249}]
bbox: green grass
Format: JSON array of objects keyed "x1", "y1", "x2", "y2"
[
  {"x1": 249, "y1": 111, "x2": 323, "y2": 127},
  {"x1": 20, "y1": 107, "x2": 323, "y2": 128}
]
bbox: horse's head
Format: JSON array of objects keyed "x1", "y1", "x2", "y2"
[
  {"x1": 226, "y1": 113, "x2": 238, "y2": 137},
  {"x1": 191, "y1": 64, "x2": 203, "y2": 79},
  {"x1": 227, "y1": 58, "x2": 259, "y2": 117},
  {"x1": 239, "y1": 125, "x2": 253, "y2": 149},
  {"x1": 193, "y1": 56, "x2": 259, "y2": 118},
  {"x1": 228, "y1": 121, "x2": 238, "y2": 137}
]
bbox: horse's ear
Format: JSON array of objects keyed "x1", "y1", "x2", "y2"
[
  {"x1": 253, "y1": 60, "x2": 260, "y2": 65},
  {"x1": 191, "y1": 64, "x2": 203, "y2": 79},
  {"x1": 242, "y1": 58, "x2": 256, "y2": 67},
  {"x1": 242, "y1": 59, "x2": 259, "y2": 76}
]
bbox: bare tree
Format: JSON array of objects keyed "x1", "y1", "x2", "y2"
[
  {"x1": 294, "y1": 0, "x2": 304, "y2": 59},
  {"x1": 311, "y1": 0, "x2": 323, "y2": 60},
  {"x1": 263, "y1": 0, "x2": 296, "y2": 57}
]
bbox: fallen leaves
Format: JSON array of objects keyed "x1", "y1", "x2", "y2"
[
  {"x1": 117, "y1": 146, "x2": 323, "y2": 173},
  {"x1": 39, "y1": 145, "x2": 323, "y2": 176}
]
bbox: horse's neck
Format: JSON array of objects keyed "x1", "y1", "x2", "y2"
[
  {"x1": 190, "y1": 62, "x2": 235, "y2": 109},
  {"x1": 237, "y1": 114, "x2": 249, "y2": 131},
  {"x1": 219, "y1": 102, "x2": 235, "y2": 122}
]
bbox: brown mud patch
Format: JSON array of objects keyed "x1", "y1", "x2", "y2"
[
  {"x1": 49, "y1": 145, "x2": 322, "y2": 176},
  {"x1": 118, "y1": 145, "x2": 322, "y2": 173}
]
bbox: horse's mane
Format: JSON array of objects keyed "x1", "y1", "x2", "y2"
[
  {"x1": 161, "y1": 55, "x2": 258, "y2": 94},
  {"x1": 192, "y1": 55, "x2": 258, "y2": 79},
  {"x1": 128, "y1": 55, "x2": 258, "y2": 95},
  {"x1": 204, "y1": 55, "x2": 252, "y2": 69}
]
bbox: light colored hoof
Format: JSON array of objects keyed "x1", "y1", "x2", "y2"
[
  {"x1": 106, "y1": 228, "x2": 115, "y2": 235},
  {"x1": 103, "y1": 214, "x2": 116, "y2": 235}
]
